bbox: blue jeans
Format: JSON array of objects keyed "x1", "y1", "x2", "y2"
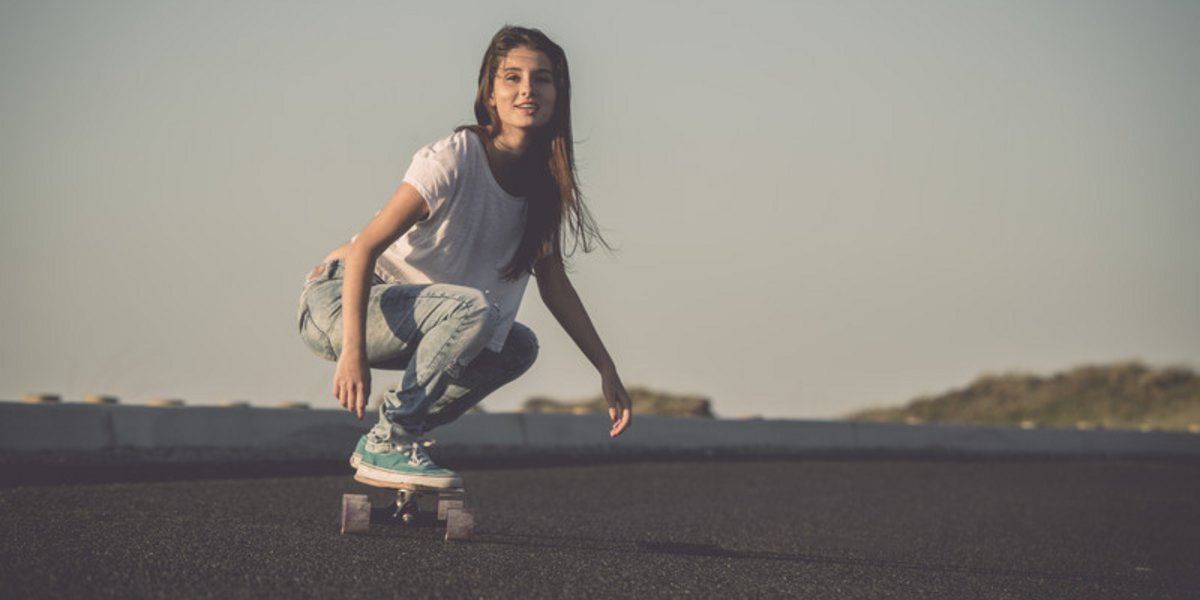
[{"x1": 297, "y1": 260, "x2": 538, "y2": 450}]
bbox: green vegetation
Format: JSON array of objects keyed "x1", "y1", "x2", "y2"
[
  {"x1": 522, "y1": 387, "x2": 714, "y2": 418},
  {"x1": 847, "y1": 361, "x2": 1200, "y2": 431}
]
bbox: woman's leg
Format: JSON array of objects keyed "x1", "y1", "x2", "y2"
[
  {"x1": 299, "y1": 263, "x2": 541, "y2": 488},
  {"x1": 368, "y1": 283, "x2": 501, "y2": 441},
  {"x1": 298, "y1": 261, "x2": 501, "y2": 448},
  {"x1": 422, "y1": 322, "x2": 539, "y2": 429}
]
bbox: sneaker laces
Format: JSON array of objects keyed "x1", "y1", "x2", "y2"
[{"x1": 405, "y1": 438, "x2": 437, "y2": 468}]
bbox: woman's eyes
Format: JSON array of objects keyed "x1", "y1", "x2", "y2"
[{"x1": 500, "y1": 74, "x2": 554, "y2": 84}]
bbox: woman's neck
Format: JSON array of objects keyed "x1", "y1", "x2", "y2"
[
  {"x1": 490, "y1": 126, "x2": 533, "y2": 161},
  {"x1": 483, "y1": 127, "x2": 541, "y2": 196}
]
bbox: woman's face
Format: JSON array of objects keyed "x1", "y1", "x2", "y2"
[{"x1": 489, "y1": 46, "x2": 557, "y2": 132}]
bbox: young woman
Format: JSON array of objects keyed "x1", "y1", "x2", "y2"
[{"x1": 297, "y1": 26, "x2": 632, "y2": 489}]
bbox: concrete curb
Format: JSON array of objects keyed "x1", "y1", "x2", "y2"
[{"x1": 2, "y1": 402, "x2": 1199, "y2": 466}]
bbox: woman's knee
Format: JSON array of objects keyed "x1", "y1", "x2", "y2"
[
  {"x1": 505, "y1": 322, "x2": 539, "y2": 373},
  {"x1": 297, "y1": 287, "x2": 340, "y2": 362}
]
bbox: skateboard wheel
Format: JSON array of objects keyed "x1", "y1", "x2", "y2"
[
  {"x1": 340, "y1": 494, "x2": 371, "y2": 535},
  {"x1": 437, "y1": 498, "x2": 464, "y2": 521},
  {"x1": 444, "y1": 508, "x2": 474, "y2": 542}
]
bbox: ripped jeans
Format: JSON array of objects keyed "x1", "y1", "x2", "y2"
[{"x1": 297, "y1": 260, "x2": 538, "y2": 452}]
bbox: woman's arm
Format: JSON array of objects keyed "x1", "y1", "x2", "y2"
[
  {"x1": 334, "y1": 182, "x2": 430, "y2": 420},
  {"x1": 534, "y1": 253, "x2": 633, "y2": 437}
]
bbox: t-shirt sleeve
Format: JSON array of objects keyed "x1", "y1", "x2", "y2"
[{"x1": 401, "y1": 135, "x2": 465, "y2": 216}]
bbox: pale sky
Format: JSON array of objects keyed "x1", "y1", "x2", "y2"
[{"x1": 2, "y1": 0, "x2": 1198, "y2": 419}]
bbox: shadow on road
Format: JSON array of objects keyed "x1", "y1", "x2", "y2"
[{"x1": 464, "y1": 531, "x2": 1148, "y2": 588}]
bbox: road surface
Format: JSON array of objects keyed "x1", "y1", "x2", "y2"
[{"x1": 2, "y1": 459, "x2": 1197, "y2": 598}]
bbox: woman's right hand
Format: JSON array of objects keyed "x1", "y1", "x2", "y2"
[{"x1": 333, "y1": 352, "x2": 371, "y2": 420}]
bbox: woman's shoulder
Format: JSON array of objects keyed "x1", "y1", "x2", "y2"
[
  {"x1": 403, "y1": 128, "x2": 487, "y2": 201},
  {"x1": 413, "y1": 128, "x2": 480, "y2": 164}
]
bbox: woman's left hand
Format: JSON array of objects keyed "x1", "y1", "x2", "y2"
[
  {"x1": 533, "y1": 254, "x2": 631, "y2": 437},
  {"x1": 602, "y1": 366, "x2": 633, "y2": 437}
]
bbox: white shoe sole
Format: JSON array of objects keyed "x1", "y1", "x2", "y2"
[{"x1": 354, "y1": 462, "x2": 462, "y2": 489}]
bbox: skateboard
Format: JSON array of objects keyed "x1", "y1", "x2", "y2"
[{"x1": 341, "y1": 474, "x2": 473, "y2": 539}]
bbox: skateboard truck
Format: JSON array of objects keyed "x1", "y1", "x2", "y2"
[{"x1": 395, "y1": 488, "x2": 418, "y2": 524}]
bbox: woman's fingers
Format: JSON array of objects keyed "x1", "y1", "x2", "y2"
[
  {"x1": 610, "y1": 407, "x2": 631, "y2": 437},
  {"x1": 337, "y1": 382, "x2": 367, "y2": 420},
  {"x1": 355, "y1": 384, "x2": 367, "y2": 421},
  {"x1": 333, "y1": 357, "x2": 370, "y2": 420},
  {"x1": 608, "y1": 389, "x2": 632, "y2": 438}
]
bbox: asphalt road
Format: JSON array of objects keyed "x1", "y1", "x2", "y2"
[{"x1": 2, "y1": 459, "x2": 1198, "y2": 599}]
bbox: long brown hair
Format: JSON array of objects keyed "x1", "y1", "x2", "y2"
[{"x1": 467, "y1": 25, "x2": 609, "y2": 279}]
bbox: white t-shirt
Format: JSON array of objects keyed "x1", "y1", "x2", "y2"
[{"x1": 375, "y1": 129, "x2": 530, "y2": 352}]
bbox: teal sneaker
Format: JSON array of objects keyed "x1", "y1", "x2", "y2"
[
  {"x1": 348, "y1": 436, "x2": 368, "y2": 469},
  {"x1": 354, "y1": 437, "x2": 462, "y2": 489},
  {"x1": 349, "y1": 436, "x2": 412, "y2": 469},
  {"x1": 348, "y1": 436, "x2": 414, "y2": 469}
]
